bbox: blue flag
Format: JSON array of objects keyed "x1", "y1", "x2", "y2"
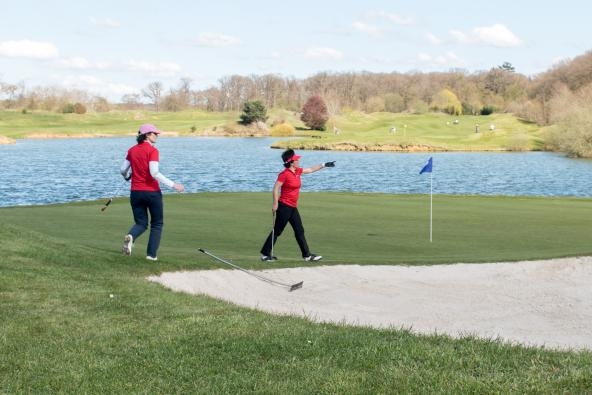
[{"x1": 419, "y1": 157, "x2": 433, "y2": 174}]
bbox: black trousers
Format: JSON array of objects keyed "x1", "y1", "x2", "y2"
[{"x1": 260, "y1": 202, "x2": 311, "y2": 258}]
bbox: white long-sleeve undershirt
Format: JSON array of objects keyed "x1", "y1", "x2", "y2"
[{"x1": 120, "y1": 159, "x2": 175, "y2": 189}]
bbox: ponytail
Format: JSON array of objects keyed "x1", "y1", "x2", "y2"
[{"x1": 136, "y1": 133, "x2": 148, "y2": 144}]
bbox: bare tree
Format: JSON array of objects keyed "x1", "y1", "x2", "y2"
[
  {"x1": 176, "y1": 77, "x2": 193, "y2": 109},
  {"x1": 121, "y1": 93, "x2": 142, "y2": 110},
  {"x1": 142, "y1": 81, "x2": 163, "y2": 111},
  {"x1": 1, "y1": 83, "x2": 19, "y2": 108}
]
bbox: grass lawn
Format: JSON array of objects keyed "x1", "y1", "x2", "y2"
[
  {"x1": 1, "y1": 192, "x2": 591, "y2": 393},
  {"x1": 0, "y1": 109, "x2": 544, "y2": 153},
  {"x1": 0, "y1": 109, "x2": 238, "y2": 139},
  {"x1": 274, "y1": 111, "x2": 544, "y2": 152}
]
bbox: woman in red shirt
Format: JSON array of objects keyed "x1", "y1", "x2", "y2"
[
  {"x1": 120, "y1": 124, "x2": 184, "y2": 261},
  {"x1": 260, "y1": 149, "x2": 334, "y2": 262}
]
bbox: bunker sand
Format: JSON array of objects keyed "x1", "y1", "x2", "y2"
[{"x1": 149, "y1": 257, "x2": 592, "y2": 350}]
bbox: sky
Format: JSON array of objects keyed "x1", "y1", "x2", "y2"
[{"x1": 1, "y1": 0, "x2": 590, "y2": 102}]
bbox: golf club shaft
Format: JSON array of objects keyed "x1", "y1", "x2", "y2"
[
  {"x1": 198, "y1": 248, "x2": 302, "y2": 291},
  {"x1": 101, "y1": 180, "x2": 128, "y2": 212},
  {"x1": 271, "y1": 211, "x2": 276, "y2": 258}
]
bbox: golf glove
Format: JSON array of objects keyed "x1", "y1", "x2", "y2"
[{"x1": 324, "y1": 161, "x2": 336, "y2": 167}]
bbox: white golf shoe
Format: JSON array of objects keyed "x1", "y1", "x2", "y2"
[
  {"x1": 122, "y1": 234, "x2": 133, "y2": 255},
  {"x1": 304, "y1": 254, "x2": 322, "y2": 262}
]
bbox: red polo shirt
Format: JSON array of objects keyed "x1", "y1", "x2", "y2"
[
  {"x1": 278, "y1": 167, "x2": 303, "y2": 207},
  {"x1": 127, "y1": 141, "x2": 160, "y2": 192}
]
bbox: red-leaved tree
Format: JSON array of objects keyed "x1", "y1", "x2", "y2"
[{"x1": 301, "y1": 95, "x2": 329, "y2": 131}]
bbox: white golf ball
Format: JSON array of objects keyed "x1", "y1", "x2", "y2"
[{"x1": 109, "y1": 294, "x2": 114, "y2": 298}]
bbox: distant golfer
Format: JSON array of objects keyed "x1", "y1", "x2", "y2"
[
  {"x1": 260, "y1": 149, "x2": 335, "y2": 262},
  {"x1": 120, "y1": 124, "x2": 184, "y2": 261}
]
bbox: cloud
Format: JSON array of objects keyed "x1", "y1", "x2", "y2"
[
  {"x1": 367, "y1": 10, "x2": 414, "y2": 25},
  {"x1": 417, "y1": 51, "x2": 465, "y2": 68},
  {"x1": 353, "y1": 11, "x2": 414, "y2": 38},
  {"x1": 53, "y1": 56, "x2": 112, "y2": 70},
  {"x1": 60, "y1": 74, "x2": 136, "y2": 98},
  {"x1": 358, "y1": 55, "x2": 392, "y2": 65},
  {"x1": 89, "y1": 17, "x2": 120, "y2": 28},
  {"x1": 474, "y1": 24, "x2": 522, "y2": 47},
  {"x1": 123, "y1": 59, "x2": 182, "y2": 76},
  {"x1": 449, "y1": 29, "x2": 470, "y2": 44},
  {"x1": 304, "y1": 47, "x2": 343, "y2": 60},
  {"x1": 381, "y1": 12, "x2": 414, "y2": 25},
  {"x1": 352, "y1": 21, "x2": 382, "y2": 37},
  {"x1": 426, "y1": 32, "x2": 442, "y2": 45},
  {"x1": 0, "y1": 39, "x2": 58, "y2": 59},
  {"x1": 451, "y1": 24, "x2": 522, "y2": 47},
  {"x1": 197, "y1": 32, "x2": 241, "y2": 47}
]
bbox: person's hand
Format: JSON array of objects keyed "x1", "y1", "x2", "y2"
[
  {"x1": 174, "y1": 183, "x2": 185, "y2": 192},
  {"x1": 324, "y1": 161, "x2": 336, "y2": 167}
]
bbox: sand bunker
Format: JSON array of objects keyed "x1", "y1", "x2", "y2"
[{"x1": 148, "y1": 257, "x2": 592, "y2": 350}]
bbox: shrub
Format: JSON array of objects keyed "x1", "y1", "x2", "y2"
[
  {"x1": 270, "y1": 122, "x2": 295, "y2": 136},
  {"x1": 61, "y1": 102, "x2": 87, "y2": 114},
  {"x1": 61, "y1": 103, "x2": 76, "y2": 113},
  {"x1": 481, "y1": 105, "x2": 495, "y2": 115},
  {"x1": 551, "y1": 110, "x2": 592, "y2": 157},
  {"x1": 384, "y1": 93, "x2": 405, "y2": 113},
  {"x1": 239, "y1": 100, "x2": 268, "y2": 125},
  {"x1": 408, "y1": 99, "x2": 428, "y2": 114},
  {"x1": 301, "y1": 95, "x2": 329, "y2": 131},
  {"x1": 431, "y1": 89, "x2": 462, "y2": 115},
  {"x1": 74, "y1": 102, "x2": 87, "y2": 114}
]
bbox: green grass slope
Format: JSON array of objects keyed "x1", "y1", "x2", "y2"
[
  {"x1": 1, "y1": 193, "x2": 592, "y2": 393},
  {"x1": 275, "y1": 112, "x2": 543, "y2": 152},
  {"x1": 0, "y1": 109, "x2": 237, "y2": 139}
]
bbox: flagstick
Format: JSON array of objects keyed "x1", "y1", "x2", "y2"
[{"x1": 429, "y1": 171, "x2": 433, "y2": 242}]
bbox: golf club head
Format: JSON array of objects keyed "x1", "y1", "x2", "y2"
[{"x1": 100, "y1": 198, "x2": 113, "y2": 211}]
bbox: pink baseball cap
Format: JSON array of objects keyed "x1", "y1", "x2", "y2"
[
  {"x1": 138, "y1": 124, "x2": 161, "y2": 135},
  {"x1": 284, "y1": 154, "x2": 301, "y2": 163}
]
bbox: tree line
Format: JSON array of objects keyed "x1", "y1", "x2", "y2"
[{"x1": 1, "y1": 50, "x2": 592, "y2": 154}]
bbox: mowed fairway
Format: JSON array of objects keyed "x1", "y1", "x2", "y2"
[{"x1": 2, "y1": 192, "x2": 592, "y2": 393}]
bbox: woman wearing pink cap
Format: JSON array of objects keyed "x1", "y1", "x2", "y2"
[
  {"x1": 260, "y1": 149, "x2": 335, "y2": 262},
  {"x1": 120, "y1": 124, "x2": 184, "y2": 261}
]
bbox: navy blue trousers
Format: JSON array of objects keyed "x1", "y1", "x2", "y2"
[{"x1": 128, "y1": 190, "x2": 164, "y2": 258}]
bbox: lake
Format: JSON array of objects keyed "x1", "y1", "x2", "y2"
[{"x1": 1, "y1": 137, "x2": 591, "y2": 207}]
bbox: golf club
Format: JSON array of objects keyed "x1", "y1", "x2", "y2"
[
  {"x1": 100, "y1": 179, "x2": 129, "y2": 212},
  {"x1": 198, "y1": 248, "x2": 303, "y2": 292},
  {"x1": 271, "y1": 210, "x2": 276, "y2": 259}
]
